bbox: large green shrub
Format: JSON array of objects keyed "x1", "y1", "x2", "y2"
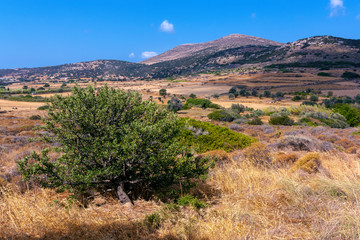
[
  {"x1": 183, "y1": 98, "x2": 220, "y2": 110},
  {"x1": 179, "y1": 118, "x2": 256, "y2": 153},
  {"x1": 208, "y1": 110, "x2": 235, "y2": 122},
  {"x1": 334, "y1": 104, "x2": 360, "y2": 127},
  {"x1": 269, "y1": 114, "x2": 295, "y2": 126},
  {"x1": 18, "y1": 85, "x2": 210, "y2": 203},
  {"x1": 341, "y1": 71, "x2": 360, "y2": 79}
]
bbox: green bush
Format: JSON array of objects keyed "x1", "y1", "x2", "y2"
[
  {"x1": 29, "y1": 115, "x2": 41, "y2": 120},
  {"x1": 310, "y1": 95, "x2": 319, "y2": 102},
  {"x1": 183, "y1": 98, "x2": 220, "y2": 110},
  {"x1": 179, "y1": 118, "x2": 256, "y2": 153},
  {"x1": 292, "y1": 95, "x2": 303, "y2": 101},
  {"x1": 341, "y1": 71, "x2": 360, "y2": 79},
  {"x1": 208, "y1": 110, "x2": 235, "y2": 122},
  {"x1": 37, "y1": 105, "x2": 50, "y2": 110},
  {"x1": 248, "y1": 117, "x2": 263, "y2": 125},
  {"x1": 18, "y1": 85, "x2": 211, "y2": 203},
  {"x1": 177, "y1": 195, "x2": 207, "y2": 209},
  {"x1": 334, "y1": 104, "x2": 360, "y2": 127},
  {"x1": 301, "y1": 101, "x2": 317, "y2": 106},
  {"x1": 317, "y1": 72, "x2": 332, "y2": 77},
  {"x1": 269, "y1": 114, "x2": 295, "y2": 126},
  {"x1": 230, "y1": 103, "x2": 245, "y2": 114}
]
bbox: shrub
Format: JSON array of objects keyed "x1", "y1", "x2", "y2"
[
  {"x1": 269, "y1": 114, "x2": 294, "y2": 126},
  {"x1": 183, "y1": 98, "x2": 220, "y2": 110},
  {"x1": 317, "y1": 72, "x2": 332, "y2": 77},
  {"x1": 276, "y1": 91, "x2": 284, "y2": 98},
  {"x1": 264, "y1": 90, "x2": 271, "y2": 98},
  {"x1": 29, "y1": 115, "x2": 41, "y2": 120},
  {"x1": 208, "y1": 110, "x2": 235, "y2": 122},
  {"x1": 334, "y1": 104, "x2": 360, "y2": 127},
  {"x1": 229, "y1": 124, "x2": 243, "y2": 131},
  {"x1": 189, "y1": 93, "x2": 196, "y2": 98},
  {"x1": 248, "y1": 117, "x2": 263, "y2": 125},
  {"x1": 290, "y1": 153, "x2": 322, "y2": 174},
  {"x1": 167, "y1": 96, "x2": 184, "y2": 112},
  {"x1": 242, "y1": 142, "x2": 272, "y2": 167},
  {"x1": 310, "y1": 95, "x2": 319, "y2": 102},
  {"x1": 292, "y1": 95, "x2": 303, "y2": 101},
  {"x1": 177, "y1": 195, "x2": 207, "y2": 209},
  {"x1": 18, "y1": 85, "x2": 211, "y2": 203},
  {"x1": 230, "y1": 103, "x2": 245, "y2": 114},
  {"x1": 341, "y1": 71, "x2": 360, "y2": 79},
  {"x1": 276, "y1": 135, "x2": 332, "y2": 152},
  {"x1": 273, "y1": 152, "x2": 298, "y2": 167},
  {"x1": 159, "y1": 88, "x2": 167, "y2": 97},
  {"x1": 179, "y1": 118, "x2": 256, "y2": 153},
  {"x1": 37, "y1": 105, "x2": 50, "y2": 110},
  {"x1": 301, "y1": 101, "x2": 317, "y2": 106}
]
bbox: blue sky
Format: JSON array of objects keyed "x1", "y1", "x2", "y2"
[{"x1": 0, "y1": 0, "x2": 360, "y2": 69}]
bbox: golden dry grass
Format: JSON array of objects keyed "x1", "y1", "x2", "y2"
[{"x1": 2, "y1": 152, "x2": 360, "y2": 239}]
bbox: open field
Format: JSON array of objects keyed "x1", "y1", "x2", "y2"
[
  {"x1": 2, "y1": 70, "x2": 360, "y2": 239},
  {"x1": 2, "y1": 104, "x2": 360, "y2": 239},
  {"x1": 5, "y1": 68, "x2": 360, "y2": 100}
]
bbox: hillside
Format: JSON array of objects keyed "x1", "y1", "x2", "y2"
[
  {"x1": 142, "y1": 34, "x2": 282, "y2": 64},
  {"x1": 1, "y1": 35, "x2": 360, "y2": 82}
]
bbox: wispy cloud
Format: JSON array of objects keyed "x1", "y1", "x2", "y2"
[
  {"x1": 251, "y1": 13, "x2": 256, "y2": 18},
  {"x1": 141, "y1": 51, "x2": 158, "y2": 59},
  {"x1": 330, "y1": 0, "x2": 345, "y2": 17},
  {"x1": 357, "y1": 14, "x2": 360, "y2": 20},
  {"x1": 129, "y1": 53, "x2": 135, "y2": 58},
  {"x1": 159, "y1": 20, "x2": 175, "y2": 33}
]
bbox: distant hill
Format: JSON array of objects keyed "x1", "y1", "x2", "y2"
[
  {"x1": 1, "y1": 35, "x2": 360, "y2": 82},
  {"x1": 142, "y1": 34, "x2": 282, "y2": 65}
]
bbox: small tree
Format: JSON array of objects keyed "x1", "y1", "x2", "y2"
[
  {"x1": 264, "y1": 90, "x2": 271, "y2": 98},
  {"x1": 159, "y1": 88, "x2": 167, "y2": 98},
  {"x1": 44, "y1": 83, "x2": 50, "y2": 87},
  {"x1": 276, "y1": 91, "x2": 284, "y2": 98},
  {"x1": 18, "y1": 85, "x2": 210, "y2": 204},
  {"x1": 167, "y1": 96, "x2": 184, "y2": 112},
  {"x1": 212, "y1": 94, "x2": 220, "y2": 99},
  {"x1": 189, "y1": 93, "x2": 196, "y2": 98}
]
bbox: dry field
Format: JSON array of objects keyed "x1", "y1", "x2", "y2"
[
  {"x1": 2, "y1": 71, "x2": 360, "y2": 239},
  {"x1": 6, "y1": 68, "x2": 360, "y2": 100},
  {"x1": 1, "y1": 105, "x2": 360, "y2": 239}
]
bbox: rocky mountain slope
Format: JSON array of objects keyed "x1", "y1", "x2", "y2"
[{"x1": 142, "y1": 34, "x2": 282, "y2": 64}]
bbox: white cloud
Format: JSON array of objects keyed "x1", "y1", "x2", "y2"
[
  {"x1": 129, "y1": 53, "x2": 135, "y2": 58},
  {"x1": 159, "y1": 20, "x2": 175, "y2": 33},
  {"x1": 251, "y1": 13, "x2": 256, "y2": 18},
  {"x1": 357, "y1": 14, "x2": 360, "y2": 20},
  {"x1": 330, "y1": 0, "x2": 345, "y2": 17},
  {"x1": 141, "y1": 51, "x2": 158, "y2": 59}
]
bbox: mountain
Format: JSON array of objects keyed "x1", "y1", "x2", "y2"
[
  {"x1": 142, "y1": 34, "x2": 282, "y2": 65},
  {"x1": 1, "y1": 35, "x2": 360, "y2": 82}
]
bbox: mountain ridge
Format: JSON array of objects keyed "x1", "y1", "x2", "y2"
[
  {"x1": 1, "y1": 34, "x2": 360, "y2": 82},
  {"x1": 141, "y1": 34, "x2": 283, "y2": 65}
]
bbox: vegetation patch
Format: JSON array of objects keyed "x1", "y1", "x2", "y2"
[
  {"x1": 183, "y1": 98, "x2": 220, "y2": 110},
  {"x1": 179, "y1": 118, "x2": 256, "y2": 153}
]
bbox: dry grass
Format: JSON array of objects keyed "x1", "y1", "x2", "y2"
[{"x1": 2, "y1": 152, "x2": 360, "y2": 239}]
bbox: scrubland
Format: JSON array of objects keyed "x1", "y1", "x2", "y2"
[{"x1": 1, "y1": 102, "x2": 360, "y2": 239}]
